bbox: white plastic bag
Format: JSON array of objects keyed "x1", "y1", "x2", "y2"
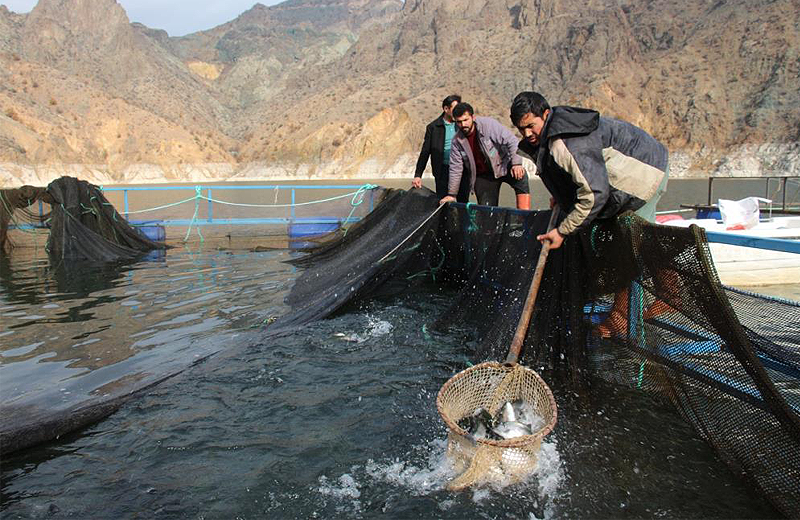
[{"x1": 718, "y1": 197, "x2": 763, "y2": 230}]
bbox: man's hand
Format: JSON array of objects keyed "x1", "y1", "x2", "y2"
[
  {"x1": 510, "y1": 165, "x2": 525, "y2": 180},
  {"x1": 537, "y1": 227, "x2": 564, "y2": 250},
  {"x1": 439, "y1": 196, "x2": 456, "y2": 205},
  {"x1": 411, "y1": 177, "x2": 422, "y2": 189}
]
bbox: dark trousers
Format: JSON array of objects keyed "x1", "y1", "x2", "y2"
[
  {"x1": 474, "y1": 172, "x2": 530, "y2": 206},
  {"x1": 434, "y1": 165, "x2": 471, "y2": 203}
]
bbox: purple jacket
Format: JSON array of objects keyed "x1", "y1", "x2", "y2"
[{"x1": 447, "y1": 116, "x2": 522, "y2": 196}]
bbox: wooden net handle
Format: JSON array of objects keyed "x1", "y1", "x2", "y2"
[{"x1": 505, "y1": 206, "x2": 560, "y2": 365}]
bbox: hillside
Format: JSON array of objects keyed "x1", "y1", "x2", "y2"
[{"x1": 1, "y1": 0, "x2": 798, "y2": 186}]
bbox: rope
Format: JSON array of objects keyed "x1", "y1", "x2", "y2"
[
  {"x1": 184, "y1": 186, "x2": 204, "y2": 243},
  {"x1": 466, "y1": 202, "x2": 478, "y2": 232},
  {"x1": 377, "y1": 204, "x2": 444, "y2": 264},
  {"x1": 122, "y1": 185, "x2": 378, "y2": 214},
  {"x1": 405, "y1": 238, "x2": 445, "y2": 281},
  {"x1": 341, "y1": 184, "x2": 376, "y2": 237},
  {"x1": 0, "y1": 191, "x2": 42, "y2": 235},
  {"x1": 637, "y1": 360, "x2": 646, "y2": 388},
  {"x1": 123, "y1": 195, "x2": 198, "y2": 215}
]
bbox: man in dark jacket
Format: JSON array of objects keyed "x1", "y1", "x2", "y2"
[
  {"x1": 412, "y1": 95, "x2": 470, "y2": 202},
  {"x1": 510, "y1": 91, "x2": 670, "y2": 337}
]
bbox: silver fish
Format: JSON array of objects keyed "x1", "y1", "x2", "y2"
[
  {"x1": 459, "y1": 408, "x2": 501, "y2": 441},
  {"x1": 500, "y1": 402, "x2": 517, "y2": 423},
  {"x1": 492, "y1": 420, "x2": 532, "y2": 440}
]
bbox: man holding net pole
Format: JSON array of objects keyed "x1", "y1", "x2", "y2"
[{"x1": 509, "y1": 91, "x2": 672, "y2": 338}]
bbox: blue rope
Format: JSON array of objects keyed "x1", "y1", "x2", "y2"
[{"x1": 184, "y1": 186, "x2": 204, "y2": 243}]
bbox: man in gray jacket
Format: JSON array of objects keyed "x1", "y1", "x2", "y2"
[
  {"x1": 439, "y1": 103, "x2": 531, "y2": 209},
  {"x1": 509, "y1": 91, "x2": 670, "y2": 337}
]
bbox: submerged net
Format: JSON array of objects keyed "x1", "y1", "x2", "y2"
[
  {"x1": 1, "y1": 176, "x2": 166, "y2": 261},
  {"x1": 275, "y1": 187, "x2": 800, "y2": 516}
]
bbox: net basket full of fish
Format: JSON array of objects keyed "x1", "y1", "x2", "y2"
[{"x1": 437, "y1": 362, "x2": 556, "y2": 490}]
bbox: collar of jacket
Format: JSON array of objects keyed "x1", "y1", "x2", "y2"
[
  {"x1": 456, "y1": 115, "x2": 490, "y2": 139},
  {"x1": 542, "y1": 106, "x2": 600, "y2": 142},
  {"x1": 434, "y1": 113, "x2": 447, "y2": 127}
]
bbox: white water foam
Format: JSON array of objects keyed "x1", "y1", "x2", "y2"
[
  {"x1": 334, "y1": 314, "x2": 394, "y2": 343},
  {"x1": 313, "y1": 437, "x2": 564, "y2": 515},
  {"x1": 316, "y1": 474, "x2": 362, "y2": 514}
]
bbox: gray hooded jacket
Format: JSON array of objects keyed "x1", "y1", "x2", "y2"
[{"x1": 518, "y1": 106, "x2": 668, "y2": 236}]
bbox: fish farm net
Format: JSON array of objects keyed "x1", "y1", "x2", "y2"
[
  {"x1": 273, "y1": 187, "x2": 800, "y2": 516},
  {"x1": 0, "y1": 177, "x2": 386, "y2": 257},
  {"x1": 437, "y1": 362, "x2": 557, "y2": 490},
  {"x1": 2, "y1": 180, "x2": 799, "y2": 516},
  {"x1": 1, "y1": 177, "x2": 166, "y2": 261}
]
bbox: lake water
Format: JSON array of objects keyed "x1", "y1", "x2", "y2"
[{"x1": 0, "y1": 179, "x2": 795, "y2": 518}]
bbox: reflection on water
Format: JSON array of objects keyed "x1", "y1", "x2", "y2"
[{"x1": 0, "y1": 243, "x2": 293, "y2": 416}]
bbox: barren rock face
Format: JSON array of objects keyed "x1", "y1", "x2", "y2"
[{"x1": 0, "y1": 0, "x2": 798, "y2": 185}]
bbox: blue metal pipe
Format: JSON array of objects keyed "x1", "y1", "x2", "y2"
[
  {"x1": 100, "y1": 185, "x2": 367, "y2": 191},
  {"x1": 705, "y1": 231, "x2": 800, "y2": 255}
]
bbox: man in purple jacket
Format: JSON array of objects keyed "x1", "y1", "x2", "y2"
[{"x1": 439, "y1": 103, "x2": 531, "y2": 209}]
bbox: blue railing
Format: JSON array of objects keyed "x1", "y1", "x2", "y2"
[
  {"x1": 98, "y1": 184, "x2": 377, "y2": 226},
  {"x1": 704, "y1": 231, "x2": 800, "y2": 255}
]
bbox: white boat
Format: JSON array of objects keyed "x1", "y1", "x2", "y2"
[{"x1": 660, "y1": 212, "x2": 800, "y2": 286}]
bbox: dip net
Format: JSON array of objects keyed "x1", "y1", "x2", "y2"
[
  {"x1": 275, "y1": 187, "x2": 800, "y2": 516},
  {"x1": 437, "y1": 362, "x2": 557, "y2": 490}
]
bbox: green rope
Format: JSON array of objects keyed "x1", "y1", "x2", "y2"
[
  {"x1": 184, "y1": 186, "x2": 204, "y2": 243},
  {"x1": 466, "y1": 202, "x2": 478, "y2": 233},
  {"x1": 405, "y1": 238, "x2": 445, "y2": 282},
  {"x1": 341, "y1": 184, "x2": 377, "y2": 237},
  {"x1": 124, "y1": 195, "x2": 198, "y2": 215},
  {"x1": 637, "y1": 360, "x2": 646, "y2": 388},
  {"x1": 122, "y1": 186, "x2": 377, "y2": 215}
]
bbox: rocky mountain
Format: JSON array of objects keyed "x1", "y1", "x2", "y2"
[{"x1": 0, "y1": 0, "x2": 798, "y2": 186}]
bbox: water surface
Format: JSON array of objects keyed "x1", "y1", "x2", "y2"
[{"x1": 0, "y1": 240, "x2": 782, "y2": 518}]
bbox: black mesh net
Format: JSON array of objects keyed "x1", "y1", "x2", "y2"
[
  {"x1": 1, "y1": 176, "x2": 166, "y2": 261},
  {"x1": 274, "y1": 187, "x2": 800, "y2": 517}
]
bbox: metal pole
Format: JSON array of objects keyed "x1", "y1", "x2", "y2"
[
  {"x1": 783, "y1": 177, "x2": 787, "y2": 211},
  {"x1": 707, "y1": 177, "x2": 714, "y2": 206},
  {"x1": 124, "y1": 190, "x2": 129, "y2": 219},
  {"x1": 207, "y1": 188, "x2": 213, "y2": 223}
]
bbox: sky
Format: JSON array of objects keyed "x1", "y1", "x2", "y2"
[{"x1": 2, "y1": 0, "x2": 282, "y2": 36}]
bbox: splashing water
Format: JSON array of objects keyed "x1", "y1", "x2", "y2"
[
  {"x1": 333, "y1": 313, "x2": 394, "y2": 343},
  {"x1": 314, "y1": 437, "x2": 565, "y2": 516}
]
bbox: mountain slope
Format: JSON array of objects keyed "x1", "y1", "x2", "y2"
[{"x1": 0, "y1": 0, "x2": 798, "y2": 185}]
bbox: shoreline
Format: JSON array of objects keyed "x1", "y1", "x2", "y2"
[{"x1": 2, "y1": 144, "x2": 799, "y2": 189}]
